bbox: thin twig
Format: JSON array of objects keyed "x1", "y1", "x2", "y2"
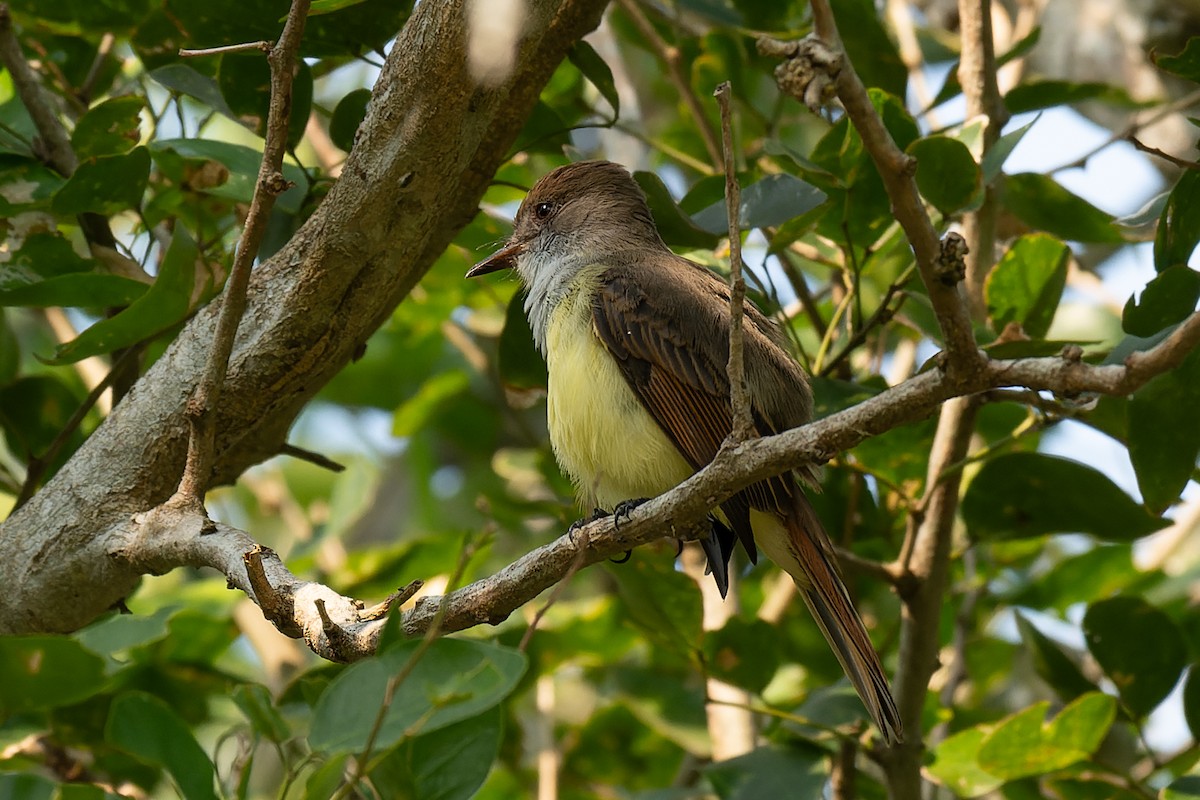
[
  {"x1": 519, "y1": 531, "x2": 590, "y2": 652},
  {"x1": 1050, "y1": 88, "x2": 1200, "y2": 174},
  {"x1": 172, "y1": 0, "x2": 310, "y2": 506},
  {"x1": 1129, "y1": 136, "x2": 1200, "y2": 172},
  {"x1": 0, "y1": 4, "x2": 77, "y2": 176},
  {"x1": 78, "y1": 32, "x2": 115, "y2": 104},
  {"x1": 714, "y1": 81, "x2": 754, "y2": 441},
  {"x1": 821, "y1": 265, "x2": 916, "y2": 376},
  {"x1": 278, "y1": 443, "x2": 346, "y2": 473},
  {"x1": 180, "y1": 41, "x2": 273, "y2": 58},
  {"x1": 617, "y1": 0, "x2": 723, "y2": 168}
]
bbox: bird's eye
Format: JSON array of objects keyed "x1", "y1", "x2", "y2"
[{"x1": 534, "y1": 201, "x2": 554, "y2": 219}]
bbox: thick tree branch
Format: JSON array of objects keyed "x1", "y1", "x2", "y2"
[
  {"x1": 0, "y1": 0, "x2": 610, "y2": 634},
  {"x1": 98, "y1": 315, "x2": 1200, "y2": 654},
  {"x1": 174, "y1": 0, "x2": 310, "y2": 505}
]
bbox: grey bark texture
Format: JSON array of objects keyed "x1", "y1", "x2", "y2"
[{"x1": 0, "y1": 0, "x2": 608, "y2": 634}]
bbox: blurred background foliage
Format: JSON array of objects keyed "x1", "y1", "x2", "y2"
[{"x1": 1, "y1": 0, "x2": 1200, "y2": 797}]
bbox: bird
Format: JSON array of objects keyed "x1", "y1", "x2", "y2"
[{"x1": 467, "y1": 160, "x2": 902, "y2": 744}]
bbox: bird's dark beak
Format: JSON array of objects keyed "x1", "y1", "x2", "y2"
[{"x1": 466, "y1": 241, "x2": 523, "y2": 278}]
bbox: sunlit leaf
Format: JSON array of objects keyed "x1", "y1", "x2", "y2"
[
  {"x1": 976, "y1": 693, "x2": 1116, "y2": 780},
  {"x1": 908, "y1": 134, "x2": 981, "y2": 215},
  {"x1": 985, "y1": 233, "x2": 1070, "y2": 338}
]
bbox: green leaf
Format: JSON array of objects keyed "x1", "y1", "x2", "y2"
[
  {"x1": 704, "y1": 744, "x2": 828, "y2": 800},
  {"x1": 309, "y1": 0, "x2": 370, "y2": 13},
  {"x1": 75, "y1": 606, "x2": 177, "y2": 665},
  {"x1": 1, "y1": 231, "x2": 92, "y2": 280},
  {"x1": 907, "y1": 134, "x2": 981, "y2": 215},
  {"x1": 1002, "y1": 173, "x2": 1125, "y2": 244},
  {"x1": 1154, "y1": 170, "x2": 1200, "y2": 271},
  {"x1": 148, "y1": 64, "x2": 237, "y2": 119},
  {"x1": 51, "y1": 146, "x2": 150, "y2": 215},
  {"x1": 308, "y1": 638, "x2": 526, "y2": 754},
  {"x1": 1083, "y1": 596, "x2": 1188, "y2": 716},
  {"x1": 0, "y1": 273, "x2": 149, "y2": 308},
  {"x1": 1163, "y1": 777, "x2": 1200, "y2": 800},
  {"x1": 392, "y1": 370, "x2": 470, "y2": 437},
  {"x1": 1015, "y1": 613, "x2": 1098, "y2": 702},
  {"x1": 498, "y1": 290, "x2": 547, "y2": 390},
  {"x1": 0, "y1": 158, "x2": 63, "y2": 213},
  {"x1": 984, "y1": 233, "x2": 1070, "y2": 338},
  {"x1": 702, "y1": 617, "x2": 784, "y2": 694},
  {"x1": 981, "y1": 117, "x2": 1036, "y2": 183},
  {"x1": 0, "y1": 375, "x2": 84, "y2": 461},
  {"x1": 0, "y1": 636, "x2": 107, "y2": 711},
  {"x1": 927, "y1": 728, "x2": 1005, "y2": 798},
  {"x1": 329, "y1": 88, "x2": 371, "y2": 153},
  {"x1": 71, "y1": 96, "x2": 145, "y2": 159},
  {"x1": 632, "y1": 171, "x2": 720, "y2": 248},
  {"x1": 606, "y1": 554, "x2": 702, "y2": 659},
  {"x1": 976, "y1": 693, "x2": 1117, "y2": 780},
  {"x1": 1184, "y1": 665, "x2": 1200, "y2": 740},
  {"x1": 1123, "y1": 265, "x2": 1200, "y2": 336},
  {"x1": 233, "y1": 684, "x2": 292, "y2": 743},
  {"x1": 1127, "y1": 343, "x2": 1200, "y2": 513},
  {"x1": 568, "y1": 40, "x2": 619, "y2": 119},
  {"x1": 0, "y1": 774, "x2": 56, "y2": 800},
  {"x1": 149, "y1": 138, "x2": 308, "y2": 213},
  {"x1": 106, "y1": 692, "x2": 218, "y2": 800},
  {"x1": 50, "y1": 227, "x2": 198, "y2": 364},
  {"x1": 691, "y1": 173, "x2": 827, "y2": 234},
  {"x1": 1004, "y1": 80, "x2": 1140, "y2": 114},
  {"x1": 831, "y1": 0, "x2": 905, "y2": 97},
  {"x1": 304, "y1": 755, "x2": 349, "y2": 800},
  {"x1": 1006, "y1": 545, "x2": 1142, "y2": 613},
  {"x1": 368, "y1": 706, "x2": 503, "y2": 800},
  {"x1": 961, "y1": 452, "x2": 1169, "y2": 541},
  {"x1": 1154, "y1": 37, "x2": 1200, "y2": 83}
]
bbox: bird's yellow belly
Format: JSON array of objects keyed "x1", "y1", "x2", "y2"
[{"x1": 544, "y1": 289, "x2": 693, "y2": 511}]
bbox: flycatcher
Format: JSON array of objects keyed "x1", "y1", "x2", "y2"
[{"x1": 468, "y1": 160, "x2": 902, "y2": 744}]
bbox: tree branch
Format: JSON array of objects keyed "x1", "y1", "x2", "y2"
[
  {"x1": 173, "y1": 0, "x2": 311, "y2": 506},
  {"x1": 0, "y1": 4, "x2": 76, "y2": 175}
]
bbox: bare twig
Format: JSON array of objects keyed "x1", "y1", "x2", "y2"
[
  {"x1": 278, "y1": 443, "x2": 346, "y2": 473},
  {"x1": 820, "y1": 265, "x2": 916, "y2": 376},
  {"x1": 519, "y1": 530, "x2": 590, "y2": 652},
  {"x1": 1050, "y1": 88, "x2": 1200, "y2": 174},
  {"x1": 172, "y1": 0, "x2": 311, "y2": 506},
  {"x1": 0, "y1": 4, "x2": 77, "y2": 175},
  {"x1": 180, "y1": 41, "x2": 273, "y2": 58},
  {"x1": 79, "y1": 32, "x2": 115, "y2": 104},
  {"x1": 714, "y1": 81, "x2": 754, "y2": 441},
  {"x1": 617, "y1": 0, "x2": 723, "y2": 168},
  {"x1": 759, "y1": 20, "x2": 983, "y2": 376},
  {"x1": 1129, "y1": 136, "x2": 1200, "y2": 172}
]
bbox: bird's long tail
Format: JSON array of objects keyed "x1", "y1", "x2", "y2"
[{"x1": 754, "y1": 500, "x2": 903, "y2": 744}]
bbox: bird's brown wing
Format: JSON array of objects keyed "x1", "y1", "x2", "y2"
[{"x1": 590, "y1": 259, "x2": 804, "y2": 563}]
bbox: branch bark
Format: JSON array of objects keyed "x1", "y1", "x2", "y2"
[{"x1": 0, "y1": 0, "x2": 609, "y2": 634}]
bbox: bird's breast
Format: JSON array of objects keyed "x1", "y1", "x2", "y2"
[{"x1": 543, "y1": 278, "x2": 692, "y2": 510}]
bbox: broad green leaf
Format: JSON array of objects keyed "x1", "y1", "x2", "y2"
[
  {"x1": 1154, "y1": 37, "x2": 1200, "y2": 83},
  {"x1": 1002, "y1": 173, "x2": 1125, "y2": 244},
  {"x1": 304, "y1": 755, "x2": 349, "y2": 800},
  {"x1": 1004, "y1": 80, "x2": 1139, "y2": 114},
  {"x1": 831, "y1": 0, "x2": 905, "y2": 97},
  {"x1": 51, "y1": 146, "x2": 150, "y2": 215},
  {"x1": 1164, "y1": 777, "x2": 1200, "y2": 800},
  {"x1": 0, "y1": 636, "x2": 107, "y2": 712},
  {"x1": 961, "y1": 453, "x2": 1168, "y2": 541},
  {"x1": 308, "y1": 638, "x2": 526, "y2": 753},
  {"x1": 633, "y1": 171, "x2": 721, "y2": 248},
  {"x1": 106, "y1": 692, "x2": 218, "y2": 800},
  {"x1": 0, "y1": 375, "x2": 84, "y2": 461},
  {"x1": 1154, "y1": 170, "x2": 1200, "y2": 272},
  {"x1": 1185, "y1": 665, "x2": 1200, "y2": 740},
  {"x1": 392, "y1": 370, "x2": 470, "y2": 437},
  {"x1": 981, "y1": 117, "x2": 1036, "y2": 183},
  {"x1": 691, "y1": 173, "x2": 827, "y2": 234},
  {"x1": 70, "y1": 95, "x2": 145, "y2": 159},
  {"x1": 498, "y1": 290, "x2": 548, "y2": 390},
  {"x1": 908, "y1": 134, "x2": 981, "y2": 215},
  {"x1": 233, "y1": 684, "x2": 292, "y2": 743},
  {"x1": 368, "y1": 706, "x2": 503, "y2": 800},
  {"x1": 569, "y1": 40, "x2": 619, "y2": 119},
  {"x1": 606, "y1": 554, "x2": 702, "y2": 659},
  {"x1": 1015, "y1": 613, "x2": 1098, "y2": 702},
  {"x1": 1123, "y1": 265, "x2": 1200, "y2": 336},
  {"x1": 0, "y1": 273, "x2": 149, "y2": 308},
  {"x1": 51, "y1": 227, "x2": 198, "y2": 363},
  {"x1": 148, "y1": 64, "x2": 237, "y2": 119},
  {"x1": 1083, "y1": 596, "x2": 1188, "y2": 716},
  {"x1": 705, "y1": 744, "x2": 828, "y2": 800},
  {"x1": 75, "y1": 606, "x2": 177, "y2": 668},
  {"x1": 0, "y1": 774, "x2": 56, "y2": 800},
  {"x1": 329, "y1": 88, "x2": 371, "y2": 153},
  {"x1": 985, "y1": 234, "x2": 1070, "y2": 338},
  {"x1": 976, "y1": 693, "x2": 1116, "y2": 780},
  {"x1": 1, "y1": 231, "x2": 92, "y2": 281},
  {"x1": 1127, "y1": 343, "x2": 1200, "y2": 513},
  {"x1": 149, "y1": 138, "x2": 308, "y2": 213},
  {"x1": 702, "y1": 617, "x2": 784, "y2": 694},
  {"x1": 1006, "y1": 545, "x2": 1143, "y2": 612},
  {"x1": 926, "y1": 728, "x2": 1004, "y2": 798},
  {"x1": 0, "y1": 159, "x2": 63, "y2": 212}
]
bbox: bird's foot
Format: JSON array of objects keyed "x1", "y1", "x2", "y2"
[
  {"x1": 567, "y1": 507, "x2": 609, "y2": 545},
  {"x1": 612, "y1": 497, "x2": 650, "y2": 529}
]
